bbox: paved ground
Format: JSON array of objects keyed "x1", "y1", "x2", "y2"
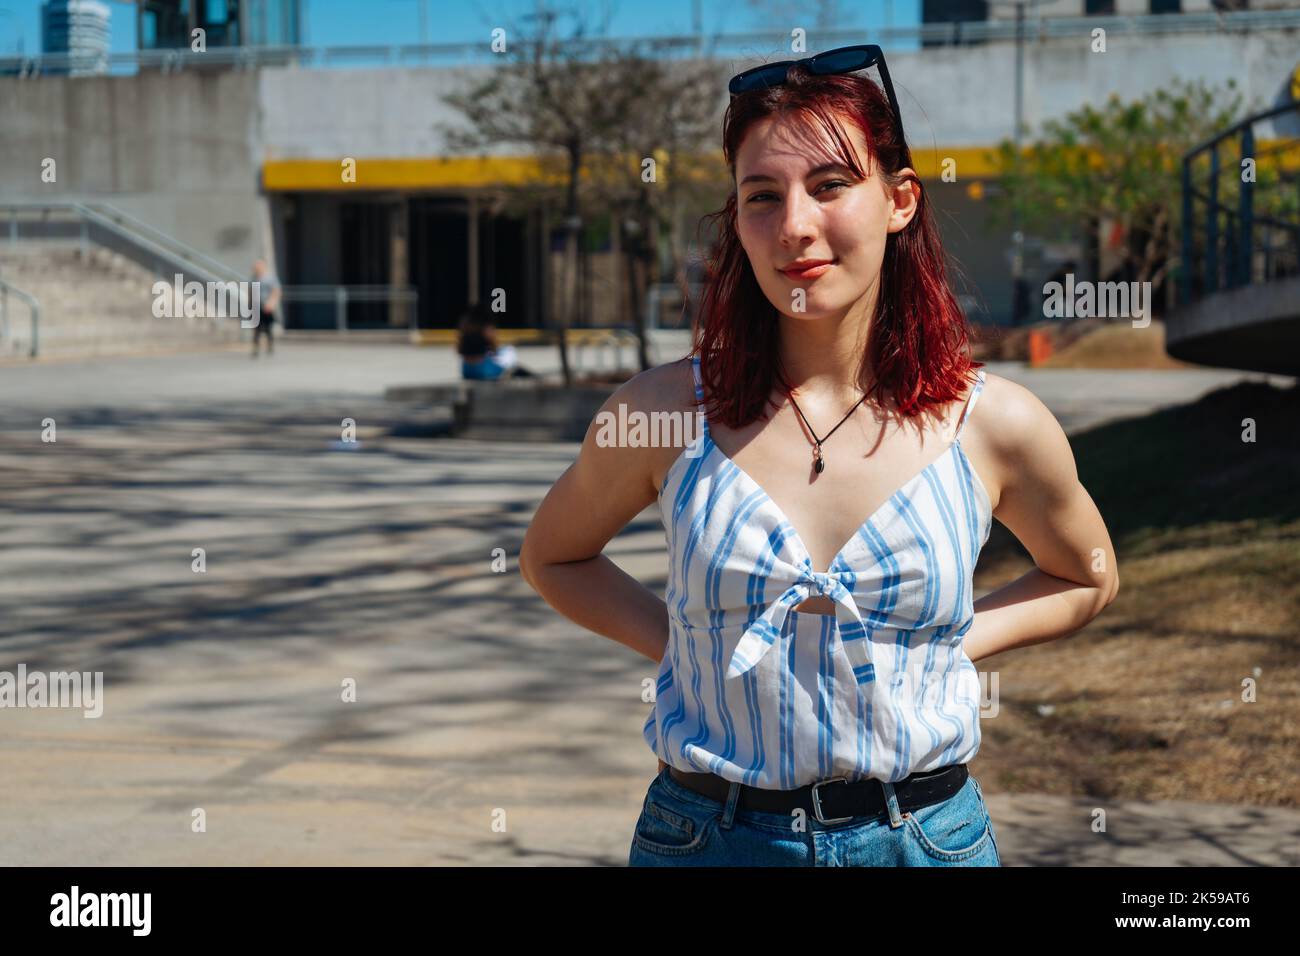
[{"x1": 1, "y1": 341, "x2": 1295, "y2": 865}]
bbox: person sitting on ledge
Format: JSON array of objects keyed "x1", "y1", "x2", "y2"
[{"x1": 456, "y1": 303, "x2": 535, "y2": 381}]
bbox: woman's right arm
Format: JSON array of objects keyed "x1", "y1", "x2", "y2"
[{"x1": 519, "y1": 370, "x2": 674, "y2": 666}]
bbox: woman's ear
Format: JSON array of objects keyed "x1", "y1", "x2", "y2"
[{"x1": 886, "y1": 170, "x2": 921, "y2": 235}]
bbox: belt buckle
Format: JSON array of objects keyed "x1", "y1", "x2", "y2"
[{"x1": 810, "y1": 776, "x2": 854, "y2": 825}]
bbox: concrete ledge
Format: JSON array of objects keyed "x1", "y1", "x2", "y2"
[
  {"x1": 384, "y1": 378, "x2": 618, "y2": 440},
  {"x1": 461, "y1": 382, "x2": 617, "y2": 440},
  {"x1": 384, "y1": 382, "x2": 472, "y2": 404},
  {"x1": 409, "y1": 327, "x2": 639, "y2": 347},
  {"x1": 1166, "y1": 275, "x2": 1300, "y2": 376}
]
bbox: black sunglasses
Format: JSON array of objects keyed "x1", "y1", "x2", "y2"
[{"x1": 728, "y1": 44, "x2": 906, "y2": 146}]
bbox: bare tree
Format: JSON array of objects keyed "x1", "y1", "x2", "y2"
[
  {"x1": 579, "y1": 41, "x2": 728, "y2": 370},
  {"x1": 437, "y1": 3, "x2": 730, "y2": 382}
]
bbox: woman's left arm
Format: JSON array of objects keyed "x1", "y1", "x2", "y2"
[{"x1": 963, "y1": 377, "x2": 1120, "y2": 664}]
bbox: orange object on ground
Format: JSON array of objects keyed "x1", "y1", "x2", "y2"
[{"x1": 1028, "y1": 329, "x2": 1054, "y2": 366}]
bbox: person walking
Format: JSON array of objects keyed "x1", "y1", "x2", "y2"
[{"x1": 250, "y1": 259, "x2": 281, "y2": 358}]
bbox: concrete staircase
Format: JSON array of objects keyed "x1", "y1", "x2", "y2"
[{"x1": 0, "y1": 242, "x2": 245, "y2": 359}]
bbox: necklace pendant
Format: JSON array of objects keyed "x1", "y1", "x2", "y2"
[{"x1": 813, "y1": 450, "x2": 825, "y2": 474}]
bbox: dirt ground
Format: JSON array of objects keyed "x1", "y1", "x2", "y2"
[{"x1": 970, "y1": 375, "x2": 1300, "y2": 807}]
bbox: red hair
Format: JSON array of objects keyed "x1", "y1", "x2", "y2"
[{"x1": 691, "y1": 63, "x2": 981, "y2": 428}]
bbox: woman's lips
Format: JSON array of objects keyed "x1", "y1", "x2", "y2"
[{"x1": 780, "y1": 262, "x2": 835, "y2": 280}]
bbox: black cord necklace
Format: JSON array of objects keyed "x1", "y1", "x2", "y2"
[{"x1": 787, "y1": 388, "x2": 866, "y2": 474}]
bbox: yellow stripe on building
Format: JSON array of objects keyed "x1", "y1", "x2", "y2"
[
  {"x1": 263, "y1": 148, "x2": 1014, "y2": 190},
  {"x1": 261, "y1": 156, "x2": 568, "y2": 191},
  {"x1": 263, "y1": 141, "x2": 1300, "y2": 191}
]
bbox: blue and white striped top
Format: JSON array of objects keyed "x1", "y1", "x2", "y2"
[{"x1": 643, "y1": 354, "x2": 991, "y2": 789}]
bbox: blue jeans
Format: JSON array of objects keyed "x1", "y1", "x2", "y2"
[
  {"x1": 462, "y1": 357, "x2": 505, "y2": 380},
  {"x1": 628, "y1": 765, "x2": 1002, "y2": 867}
]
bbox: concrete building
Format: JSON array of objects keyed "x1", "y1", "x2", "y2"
[{"x1": 1, "y1": 9, "x2": 1297, "y2": 334}]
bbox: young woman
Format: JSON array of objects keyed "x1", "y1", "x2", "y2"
[{"x1": 520, "y1": 46, "x2": 1118, "y2": 867}]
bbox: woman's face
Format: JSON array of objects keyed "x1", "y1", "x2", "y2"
[{"x1": 734, "y1": 110, "x2": 919, "y2": 321}]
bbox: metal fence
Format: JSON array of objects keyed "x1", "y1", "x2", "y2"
[{"x1": 280, "y1": 285, "x2": 419, "y2": 332}]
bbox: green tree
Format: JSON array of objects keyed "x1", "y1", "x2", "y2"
[{"x1": 987, "y1": 78, "x2": 1255, "y2": 306}]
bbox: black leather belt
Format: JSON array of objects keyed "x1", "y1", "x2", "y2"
[{"x1": 668, "y1": 763, "x2": 968, "y2": 825}]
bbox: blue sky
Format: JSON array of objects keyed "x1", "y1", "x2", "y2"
[{"x1": 0, "y1": 0, "x2": 920, "y2": 56}]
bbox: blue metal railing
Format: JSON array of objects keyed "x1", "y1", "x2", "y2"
[{"x1": 1179, "y1": 101, "x2": 1300, "y2": 307}]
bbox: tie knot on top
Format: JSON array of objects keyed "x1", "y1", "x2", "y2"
[
  {"x1": 724, "y1": 565, "x2": 871, "y2": 681},
  {"x1": 803, "y1": 569, "x2": 847, "y2": 598}
]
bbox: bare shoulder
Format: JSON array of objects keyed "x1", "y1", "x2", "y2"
[
  {"x1": 624, "y1": 356, "x2": 700, "y2": 487},
  {"x1": 581, "y1": 356, "x2": 698, "y2": 484},
  {"x1": 964, "y1": 369, "x2": 1078, "y2": 507},
  {"x1": 598, "y1": 356, "x2": 696, "y2": 424},
  {"x1": 970, "y1": 371, "x2": 1058, "y2": 443}
]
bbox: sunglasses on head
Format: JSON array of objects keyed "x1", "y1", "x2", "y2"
[{"x1": 728, "y1": 44, "x2": 906, "y2": 147}]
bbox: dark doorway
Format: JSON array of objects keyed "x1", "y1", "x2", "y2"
[
  {"x1": 340, "y1": 202, "x2": 391, "y2": 328},
  {"x1": 476, "y1": 213, "x2": 529, "y2": 327},
  {"x1": 409, "y1": 198, "x2": 469, "y2": 330}
]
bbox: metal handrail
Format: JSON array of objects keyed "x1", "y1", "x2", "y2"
[
  {"x1": 3, "y1": 9, "x2": 1300, "y2": 75},
  {"x1": 0, "y1": 206, "x2": 420, "y2": 337},
  {"x1": 1180, "y1": 101, "x2": 1300, "y2": 304},
  {"x1": 83, "y1": 202, "x2": 243, "y2": 282},
  {"x1": 0, "y1": 278, "x2": 41, "y2": 357},
  {"x1": 0, "y1": 201, "x2": 243, "y2": 286},
  {"x1": 1, "y1": 201, "x2": 254, "y2": 347}
]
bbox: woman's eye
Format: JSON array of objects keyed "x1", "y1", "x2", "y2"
[{"x1": 746, "y1": 181, "x2": 851, "y2": 203}]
